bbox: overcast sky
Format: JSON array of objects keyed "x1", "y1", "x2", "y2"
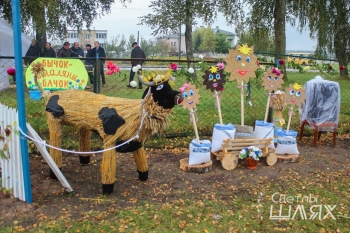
[{"x1": 91, "y1": 1, "x2": 316, "y2": 52}]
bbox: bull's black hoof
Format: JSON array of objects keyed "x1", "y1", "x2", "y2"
[
  {"x1": 137, "y1": 170, "x2": 148, "y2": 181},
  {"x1": 79, "y1": 155, "x2": 90, "y2": 164},
  {"x1": 49, "y1": 168, "x2": 61, "y2": 180},
  {"x1": 102, "y1": 183, "x2": 114, "y2": 195}
]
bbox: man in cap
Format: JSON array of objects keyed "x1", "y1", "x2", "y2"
[{"x1": 127, "y1": 42, "x2": 146, "y2": 89}]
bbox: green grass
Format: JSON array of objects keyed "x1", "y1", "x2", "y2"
[{"x1": 0, "y1": 68, "x2": 349, "y2": 150}]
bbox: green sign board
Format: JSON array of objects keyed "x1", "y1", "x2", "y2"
[{"x1": 26, "y1": 58, "x2": 89, "y2": 90}]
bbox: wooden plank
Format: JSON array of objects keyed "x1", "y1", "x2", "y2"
[{"x1": 26, "y1": 123, "x2": 73, "y2": 193}]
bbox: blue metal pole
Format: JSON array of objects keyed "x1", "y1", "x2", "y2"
[
  {"x1": 11, "y1": 0, "x2": 32, "y2": 203},
  {"x1": 275, "y1": 58, "x2": 279, "y2": 68}
]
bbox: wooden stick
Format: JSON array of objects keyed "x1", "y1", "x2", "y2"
[
  {"x1": 264, "y1": 94, "x2": 271, "y2": 123},
  {"x1": 191, "y1": 108, "x2": 200, "y2": 143},
  {"x1": 286, "y1": 106, "x2": 293, "y2": 133},
  {"x1": 241, "y1": 80, "x2": 244, "y2": 126},
  {"x1": 215, "y1": 90, "x2": 223, "y2": 125}
]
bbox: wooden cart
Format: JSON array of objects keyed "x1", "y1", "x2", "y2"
[{"x1": 211, "y1": 138, "x2": 278, "y2": 170}]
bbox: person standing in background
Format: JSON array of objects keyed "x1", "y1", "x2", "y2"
[
  {"x1": 70, "y1": 42, "x2": 84, "y2": 57},
  {"x1": 91, "y1": 41, "x2": 106, "y2": 85},
  {"x1": 85, "y1": 44, "x2": 94, "y2": 84},
  {"x1": 57, "y1": 42, "x2": 82, "y2": 58},
  {"x1": 42, "y1": 42, "x2": 57, "y2": 58},
  {"x1": 24, "y1": 39, "x2": 41, "y2": 65},
  {"x1": 127, "y1": 42, "x2": 146, "y2": 89}
]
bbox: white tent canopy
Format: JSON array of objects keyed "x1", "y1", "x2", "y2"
[{"x1": 0, "y1": 19, "x2": 32, "y2": 90}]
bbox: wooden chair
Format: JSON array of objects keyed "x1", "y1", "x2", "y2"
[{"x1": 299, "y1": 120, "x2": 337, "y2": 146}]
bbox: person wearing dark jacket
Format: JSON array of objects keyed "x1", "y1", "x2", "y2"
[
  {"x1": 42, "y1": 42, "x2": 57, "y2": 58},
  {"x1": 25, "y1": 39, "x2": 41, "y2": 65},
  {"x1": 91, "y1": 41, "x2": 106, "y2": 85},
  {"x1": 70, "y1": 42, "x2": 84, "y2": 57},
  {"x1": 127, "y1": 42, "x2": 146, "y2": 89},
  {"x1": 85, "y1": 44, "x2": 94, "y2": 84},
  {"x1": 57, "y1": 42, "x2": 82, "y2": 58}
]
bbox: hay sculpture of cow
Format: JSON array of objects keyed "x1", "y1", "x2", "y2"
[{"x1": 44, "y1": 70, "x2": 183, "y2": 194}]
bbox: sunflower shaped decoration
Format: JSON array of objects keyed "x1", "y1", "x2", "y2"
[
  {"x1": 202, "y1": 65, "x2": 226, "y2": 92},
  {"x1": 262, "y1": 67, "x2": 284, "y2": 92},
  {"x1": 283, "y1": 83, "x2": 306, "y2": 107},
  {"x1": 224, "y1": 44, "x2": 258, "y2": 84},
  {"x1": 179, "y1": 82, "x2": 200, "y2": 111}
]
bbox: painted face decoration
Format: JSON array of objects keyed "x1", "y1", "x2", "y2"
[
  {"x1": 224, "y1": 44, "x2": 258, "y2": 84},
  {"x1": 202, "y1": 66, "x2": 226, "y2": 92},
  {"x1": 283, "y1": 83, "x2": 306, "y2": 107},
  {"x1": 178, "y1": 82, "x2": 200, "y2": 110},
  {"x1": 262, "y1": 68, "x2": 284, "y2": 92}
]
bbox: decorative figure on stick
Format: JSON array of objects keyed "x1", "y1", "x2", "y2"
[
  {"x1": 224, "y1": 44, "x2": 258, "y2": 126},
  {"x1": 179, "y1": 82, "x2": 211, "y2": 166},
  {"x1": 202, "y1": 62, "x2": 226, "y2": 124},
  {"x1": 261, "y1": 67, "x2": 284, "y2": 123},
  {"x1": 274, "y1": 83, "x2": 306, "y2": 159},
  {"x1": 284, "y1": 83, "x2": 306, "y2": 133}
]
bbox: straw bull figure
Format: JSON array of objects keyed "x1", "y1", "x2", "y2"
[{"x1": 44, "y1": 71, "x2": 183, "y2": 194}]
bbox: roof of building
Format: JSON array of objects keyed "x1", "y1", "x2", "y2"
[
  {"x1": 214, "y1": 28, "x2": 235, "y2": 36},
  {"x1": 159, "y1": 33, "x2": 185, "y2": 39}
]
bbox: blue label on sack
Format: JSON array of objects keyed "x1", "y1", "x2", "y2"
[
  {"x1": 191, "y1": 139, "x2": 212, "y2": 148},
  {"x1": 214, "y1": 123, "x2": 235, "y2": 130},
  {"x1": 255, "y1": 120, "x2": 274, "y2": 127},
  {"x1": 192, "y1": 147, "x2": 210, "y2": 153},
  {"x1": 277, "y1": 130, "x2": 298, "y2": 137}
]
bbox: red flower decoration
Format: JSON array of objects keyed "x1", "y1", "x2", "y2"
[
  {"x1": 7, "y1": 67, "x2": 15, "y2": 76},
  {"x1": 105, "y1": 61, "x2": 120, "y2": 75},
  {"x1": 278, "y1": 59, "x2": 285, "y2": 65},
  {"x1": 329, "y1": 65, "x2": 333, "y2": 70},
  {"x1": 170, "y1": 63, "x2": 178, "y2": 71},
  {"x1": 340, "y1": 65, "x2": 345, "y2": 70}
]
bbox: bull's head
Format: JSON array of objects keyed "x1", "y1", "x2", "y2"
[{"x1": 139, "y1": 73, "x2": 183, "y2": 109}]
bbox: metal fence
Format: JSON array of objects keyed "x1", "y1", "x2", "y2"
[{"x1": 0, "y1": 54, "x2": 349, "y2": 149}]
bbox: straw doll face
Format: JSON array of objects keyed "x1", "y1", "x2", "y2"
[
  {"x1": 284, "y1": 83, "x2": 306, "y2": 107},
  {"x1": 262, "y1": 68, "x2": 284, "y2": 92},
  {"x1": 224, "y1": 44, "x2": 258, "y2": 84},
  {"x1": 202, "y1": 66, "x2": 226, "y2": 92},
  {"x1": 179, "y1": 82, "x2": 200, "y2": 110}
]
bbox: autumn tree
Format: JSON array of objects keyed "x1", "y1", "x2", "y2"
[
  {"x1": 139, "y1": 0, "x2": 244, "y2": 79},
  {"x1": 244, "y1": 0, "x2": 295, "y2": 79},
  {"x1": 0, "y1": 0, "x2": 130, "y2": 50},
  {"x1": 127, "y1": 34, "x2": 137, "y2": 49},
  {"x1": 215, "y1": 33, "x2": 231, "y2": 54},
  {"x1": 236, "y1": 27, "x2": 275, "y2": 53},
  {"x1": 192, "y1": 26, "x2": 217, "y2": 53},
  {"x1": 292, "y1": 0, "x2": 350, "y2": 78}
]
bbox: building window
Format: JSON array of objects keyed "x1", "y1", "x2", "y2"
[
  {"x1": 68, "y1": 32, "x2": 78, "y2": 38},
  {"x1": 85, "y1": 34, "x2": 90, "y2": 40},
  {"x1": 96, "y1": 33, "x2": 107, "y2": 39}
]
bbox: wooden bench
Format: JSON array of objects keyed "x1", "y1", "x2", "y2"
[{"x1": 211, "y1": 138, "x2": 278, "y2": 170}]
